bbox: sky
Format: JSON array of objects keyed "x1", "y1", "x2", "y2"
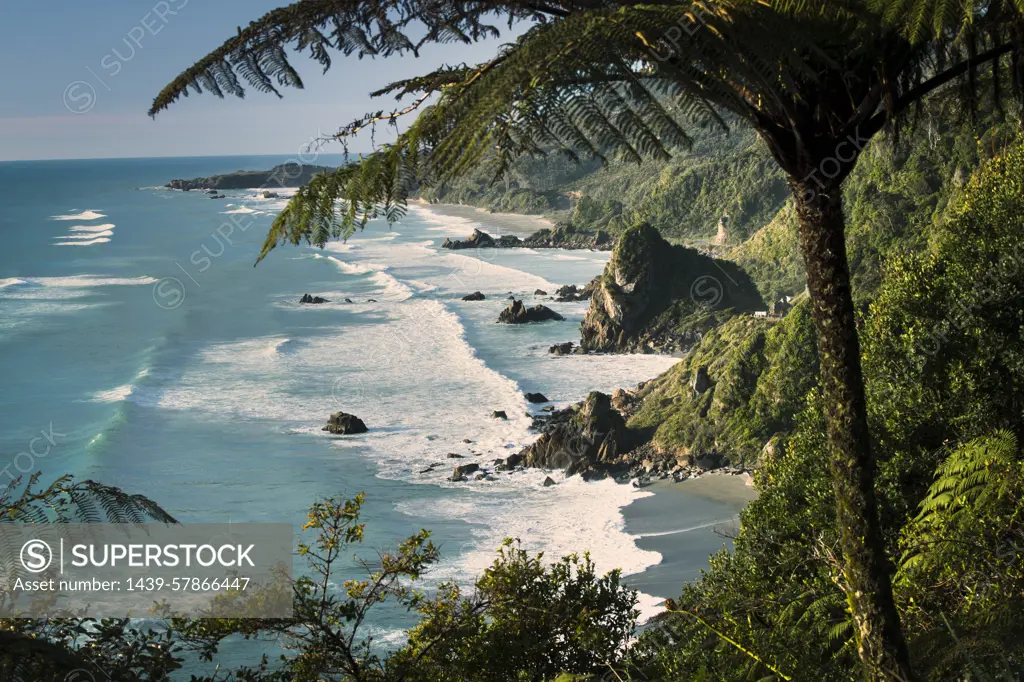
[{"x1": 0, "y1": 0, "x2": 517, "y2": 161}]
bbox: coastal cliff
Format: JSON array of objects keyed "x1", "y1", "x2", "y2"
[{"x1": 577, "y1": 223, "x2": 764, "y2": 354}]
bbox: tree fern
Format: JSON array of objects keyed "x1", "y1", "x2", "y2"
[{"x1": 901, "y1": 429, "x2": 1018, "y2": 571}]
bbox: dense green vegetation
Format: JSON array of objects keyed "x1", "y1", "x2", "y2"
[{"x1": 631, "y1": 137, "x2": 1024, "y2": 681}]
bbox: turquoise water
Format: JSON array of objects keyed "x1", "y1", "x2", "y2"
[{"x1": 0, "y1": 156, "x2": 690, "y2": 652}]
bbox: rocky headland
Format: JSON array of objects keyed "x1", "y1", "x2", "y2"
[
  {"x1": 167, "y1": 163, "x2": 335, "y2": 191},
  {"x1": 566, "y1": 223, "x2": 764, "y2": 354}
]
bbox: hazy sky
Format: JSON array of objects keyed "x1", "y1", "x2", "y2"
[{"x1": 0, "y1": 0, "x2": 515, "y2": 161}]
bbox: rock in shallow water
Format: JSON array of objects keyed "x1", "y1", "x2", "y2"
[
  {"x1": 323, "y1": 412, "x2": 368, "y2": 434},
  {"x1": 448, "y1": 462, "x2": 480, "y2": 481},
  {"x1": 462, "y1": 291, "x2": 486, "y2": 301},
  {"x1": 497, "y1": 299, "x2": 564, "y2": 324},
  {"x1": 524, "y1": 392, "x2": 549, "y2": 404}
]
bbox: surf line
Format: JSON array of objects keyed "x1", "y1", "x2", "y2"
[{"x1": 636, "y1": 516, "x2": 739, "y2": 538}]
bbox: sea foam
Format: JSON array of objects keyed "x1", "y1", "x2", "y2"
[{"x1": 51, "y1": 209, "x2": 106, "y2": 221}]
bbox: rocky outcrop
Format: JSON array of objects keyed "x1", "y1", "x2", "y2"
[
  {"x1": 522, "y1": 225, "x2": 613, "y2": 251},
  {"x1": 440, "y1": 225, "x2": 614, "y2": 252},
  {"x1": 554, "y1": 279, "x2": 599, "y2": 302},
  {"x1": 449, "y1": 462, "x2": 480, "y2": 481},
  {"x1": 692, "y1": 365, "x2": 711, "y2": 394},
  {"x1": 462, "y1": 291, "x2": 486, "y2": 301},
  {"x1": 492, "y1": 410, "x2": 508, "y2": 420},
  {"x1": 524, "y1": 392, "x2": 549, "y2": 404},
  {"x1": 323, "y1": 412, "x2": 368, "y2": 435},
  {"x1": 517, "y1": 392, "x2": 636, "y2": 480},
  {"x1": 549, "y1": 342, "x2": 576, "y2": 356},
  {"x1": 300, "y1": 294, "x2": 329, "y2": 304},
  {"x1": 442, "y1": 228, "x2": 497, "y2": 250},
  {"x1": 167, "y1": 163, "x2": 334, "y2": 191},
  {"x1": 497, "y1": 300, "x2": 565, "y2": 324},
  {"x1": 579, "y1": 223, "x2": 764, "y2": 354},
  {"x1": 534, "y1": 289, "x2": 548, "y2": 296}
]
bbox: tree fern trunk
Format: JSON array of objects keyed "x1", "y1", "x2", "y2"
[{"x1": 792, "y1": 179, "x2": 916, "y2": 682}]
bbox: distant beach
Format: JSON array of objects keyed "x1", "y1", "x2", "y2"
[{"x1": 413, "y1": 199, "x2": 556, "y2": 236}]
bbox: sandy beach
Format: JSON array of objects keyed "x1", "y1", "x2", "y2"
[
  {"x1": 623, "y1": 474, "x2": 757, "y2": 603},
  {"x1": 414, "y1": 199, "x2": 557, "y2": 236}
]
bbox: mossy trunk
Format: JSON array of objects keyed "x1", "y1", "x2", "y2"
[{"x1": 792, "y1": 179, "x2": 915, "y2": 682}]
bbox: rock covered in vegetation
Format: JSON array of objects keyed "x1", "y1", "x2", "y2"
[
  {"x1": 497, "y1": 299, "x2": 565, "y2": 323},
  {"x1": 323, "y1": 412, "x2": 368, "y2": 435},
  {"x1": 579, "y1": 223, "x2": 764, "y2": 353},
  {"x1": 521, "y1": 224, "x2": 613, "y2": 250}
]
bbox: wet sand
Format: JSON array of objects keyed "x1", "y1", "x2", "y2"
[{"x1": 623, "y1": 474, "x2": 757, "y2": 603}]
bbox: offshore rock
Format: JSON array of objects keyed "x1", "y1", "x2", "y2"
[
  {"x1": 323, "y1": 412, "x2": 368, "y2": 435},
  {"x1": 497, "y1": 299, "x2": 564, "y2": 324}
]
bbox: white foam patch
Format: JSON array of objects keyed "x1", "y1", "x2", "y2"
[
  {"x1": 91, "y1": 384, "x2": 134, "y2": 402},
  {"x1": 222, "y1": 206, "x2": 258, "y2": 215},
  {"x1": 55, "y1": 237, "x2": 111, "y2": 246},
  {"x1": 51, "y1": 210, "x2": 106, "y2": 221},
  {"x1": 0, "y1": 278, "x2": 26, "y2": 288},
  {"x1": 313, "y1": 254, "x2": 415, "y2": 302},
  {"x1": 59, "y1": 230, "x2": 115, "y2": 240},
  {"x1": 407, "y1": 476, "x2": 665, "y2": 621},
  {"x1": 68, "y1": 223, "x2": 116, "y2": 233},
  {"x1": 27, "y1": 276, "x2": 157, "y2": 288}
]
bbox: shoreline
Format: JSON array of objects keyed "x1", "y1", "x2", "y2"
[
  {"x1": 412, "y1": 199, "x2": 556, "y2": 237},
  {"x1": 622, "y1": 473, "x2": 756, "y2": 612}
]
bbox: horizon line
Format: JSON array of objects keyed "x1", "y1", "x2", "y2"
[{"x1": 0, "y1": 151, "x2": 362, "y2": 164}]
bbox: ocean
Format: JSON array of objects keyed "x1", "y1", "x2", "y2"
[{"x1": 0, "y1": 155, "x2": 741, "y2": 659}]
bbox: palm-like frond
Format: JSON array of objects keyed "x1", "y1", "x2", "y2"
[
  {"x1": 900, "y1": 430, "x2": 1019, "y2": 571},
  {"x1": 148, "y1": 0, "x2": 562, "y2": 116}
]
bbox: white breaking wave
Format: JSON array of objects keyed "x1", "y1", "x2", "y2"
[
  {"x1": 51, "y1": 209, "x2": 106, "y2": 221},
  {"x1": 0, "y1": 278, "x2": 27, "y2": 288},
  {"x1": 25, "y1": 275, "x2": 158, "y2": 288},
  {"x1": 55, "y1": 237, "x2": 111, "y2": 246},
  {"x1": 314, "y1": 254, "x2": 416, "y2": 302},
  {"x1": 69, "y1": 223, "x2": 116, "y2": 233},
  {"x1": 91, "y1": 384, "x2": 135, "y2": 402},
  {"x1": 222, "y1": 206, "x2": 258, "y2": 215},
  {"x1": 58, "y1": 230, "x2": 115, "y2": 239}
]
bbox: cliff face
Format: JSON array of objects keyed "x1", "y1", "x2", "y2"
[
  {"x1": 579, "y1": 223, "x2": 764, "y2": 353},
  {"x1": 166, "y1": 163, "x2": 334, "y2": 190}
]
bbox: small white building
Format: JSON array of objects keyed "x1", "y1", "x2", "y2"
[{"x1": 754, "y1": 311, "x2": 768, "y2": 318}]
